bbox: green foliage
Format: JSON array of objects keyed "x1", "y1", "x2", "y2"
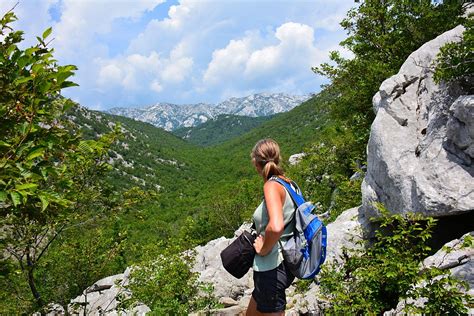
[
  {"x1": 320, "y1": 207, "x2": 470, "y2": 315},
  {"x1": 173, "y1": 114, "x2": 274, "y2": 147},
  {"x1": 462, "y1": 234, "x2": 473, "y2": 248},
  {"x1": 192, "y1": 283, "x2": 224, "y2": 314},
  {"x1": 294, "y1": 279, "x2": 315, "y2": 294},
  {"x1": 434, "y1": 15, "x2": 473, "y2": 92},
  {"x1": 0, "y1": 9, "x2": 128, "y2": 313},
  {"x1": 405, "y1": 267, "x2": 472, "y2": 315},
  {"x1": 120, "y1": 243, "x2": 218, "y2": 314},
  {"x1": 178, "y1": 178, "x2": 261, "y2": 246},
  {"x1": 35, "y1": 222, "x2": 127, "y2": 311}
]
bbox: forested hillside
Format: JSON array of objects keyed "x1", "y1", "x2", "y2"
[
  {"x1": 1, "y1": 1, "x2": 471, "y2": 314},
  {"x1": 172, "y1": 114, "x2": 274, "y2": 146}
]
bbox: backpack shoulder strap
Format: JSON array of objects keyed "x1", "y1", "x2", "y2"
[{"x1": 270, "y1": 176, "x2": 305, "y2": 207}]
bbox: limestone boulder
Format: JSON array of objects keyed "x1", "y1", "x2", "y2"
[
  {"x1": 192, "y1": 235, "x2": 254, "y2": 300},
  {"x1": 362, "y1": 25, "x2": 474, "y2": 218},
  {"x1": 286, "y1": 283, "x2": 328, "y2": 316},
  {"x1": 325, "y1": 206, "x2": 371, "y2": 264}
]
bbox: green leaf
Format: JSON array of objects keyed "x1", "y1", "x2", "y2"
[
  {"x1": 15, "y1": 183, "x2": 38, "y2": 190},
  {"x1": 17, "y1": 55, "x2": 31, "y2": 69},
  {"x1": 0, "y1": 191, "x2": 7, "y2": 202},
  {"x1": 38, "y1": 194, "x2": 49, "y2": 211},
  {"x1": 14, "y1": 76, "x2": 33, "y2": 85},
  {"x1": 25, "y1": 47, "x2": 39, "y2": 56},
  {"x1": 19, "y1": 122, "x2": 29, "y2": 135},
  {"x1": 42, "y1": 27, "x2": 52, "y2": 39},
  {"x1": 63, "y1": 100, "x2": 75, "y2": 112},
  {"x1": 6, "y1": 44, "x2": 17, "y2": 57},
  {"x1": 32, "y1": 63, "x2": 44, "y2": 73},
  {"x1": 40, "y1": 167, "x2": 49, "y2": 179},
  {"x1": 36, "y1": 36, "x2": 45, "y2": 46},
  {"x1": 60, "y1": 81, "x2": 79, "y2": 88},
  {"x1": 26, "y1": 147, "x2": 45, "y2": 161},
  {"x1": 56, "y1": 71, "x2": 74, "y2": 85},
  {"x1": 10, "y1": 192, "x2": 21, "y2": 207},
  {"x1": 40, "y1": 81, "x2": 52, "y2": 93},
  {"x1": 0, "y1": 141, "x2": 11, "y2": 147}
]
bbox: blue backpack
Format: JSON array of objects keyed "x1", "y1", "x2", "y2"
[{"x1": 272, "y1": 177, "x2": 327, "y2": 279}]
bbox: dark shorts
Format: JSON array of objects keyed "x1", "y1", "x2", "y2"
[{"x1": 252, "y1": 262, "x2": 295, "y2": 313}]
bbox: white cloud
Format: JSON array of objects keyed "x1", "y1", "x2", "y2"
[
  {"x1": 96, "y1": 51, "x2": 162, "y2": 90},
  {"x1": 203, "y1": 22, "x2": 327, "y2": 96},
  {"x1": 161, "y1": 57, "x2": 193, "y2": 83},
  {"x1": 124, "y1": 1, "x2": 353, "y2": 104},
  {"x1": 160, "y1": 43, "x2": 194, "y2": 83},
  {"x1": 2, "y1": 0, "x2": 355, "y2": 107},
  {"x1": 54, "y1": 0, "x2": 165, "y2": 59},
  {"x1": 96, "y1": 47, "x2": 193, "y2": 93},
  {"x1": 203, "y1": 36, "x2": 254, "y2": 85},
  {"x1": 245, "y1": 23, "x2": 322, "y2": 77},
  {"x1": 98, "y1": 63, "x2": 123, "y2": 85},
  {"x1": 150, "y1": 80, "x2": 163, "y2": 92}
]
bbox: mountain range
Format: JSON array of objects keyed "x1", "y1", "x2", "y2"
[{"x1": 106, "y1": 92, "x2": 311, "y2": 131}]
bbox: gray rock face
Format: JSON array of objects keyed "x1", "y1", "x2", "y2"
[
  {"x1": 288, "y1": 153, "x2": 306, "y2": 166},
  {"x1": 192, "y1": 236, "x2": 254, "y2": 300},
  {"x1": 67, "y1": 268, "x2": 151, "y2": 316},
  {"x1": 446, "y1": 95, "x2": 474, "y2": 163},
  {"x1": 325, "y1": 206, "x2": 371, "y2": 264},
  {"x1": 362, "y1": 25, "x2": 474, "y2": 218}
]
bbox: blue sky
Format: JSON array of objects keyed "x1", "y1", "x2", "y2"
[{"x1": 0, "y1": 0, "x2": 356, "y2": 110}]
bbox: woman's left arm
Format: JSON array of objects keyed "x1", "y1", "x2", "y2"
[{"x1": 254, "y1": 181, "x2": 286, "y2": 256}]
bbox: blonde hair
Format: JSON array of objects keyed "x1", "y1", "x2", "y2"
[{"x1": 251, "y1": 138, "x2": 285, "y2": 180}]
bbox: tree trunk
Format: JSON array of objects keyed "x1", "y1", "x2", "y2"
[{"x1": 26, "y1": 251, "x2": 44, "y2": 313}]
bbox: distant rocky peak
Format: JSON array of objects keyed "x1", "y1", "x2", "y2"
[{"x1": 105, "y1": 92, "x2": 311, "y2": 131}]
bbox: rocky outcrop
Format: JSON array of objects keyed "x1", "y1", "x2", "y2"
[
  {"x1": 362, "y1": 25, "x2": 473, "y2": 218},
  {"x1": 288, "y1": 153, "x2": 306, "y2": 166},
  {"x1": 68, "y1": 268, "x2": 150, "y2": 315},
  {"x1": 40, "y1": 267, "x2": 150, "y2": 315},
  {"x1": 422, "y1": 231, "x2": 474, "y2": 288},
  {"x1": 446, "y1": 95, "x2": 474, "y2": 164}
]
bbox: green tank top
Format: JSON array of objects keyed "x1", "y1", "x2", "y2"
[{"x1": 252, "y1": 182, "x2": 296, "y2": 272}]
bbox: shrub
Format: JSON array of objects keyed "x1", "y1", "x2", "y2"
[
  {"x1": 320, "y1": 206, "x2": 470, "y2": 315},
  {"x1": 434, "y1": 15, "x2": 473, "y2": 92},
  {"x1": 119, "y1": 243, "x2": 219, "y2": 315}
]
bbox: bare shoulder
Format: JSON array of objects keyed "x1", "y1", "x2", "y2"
[{"x1": 263, "y1": 179, "x2": 285, "y2": 199}]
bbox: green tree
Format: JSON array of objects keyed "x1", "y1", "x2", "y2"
[
  {"x1": 315, "y1": 0, "x2": 466, "y2": 130},
  {"x1": 0, "y1": 10, "x2": 119, "y2": 313},
  {"x1": 434, "y1": 14, "x2": 473, "y2": 92}
]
